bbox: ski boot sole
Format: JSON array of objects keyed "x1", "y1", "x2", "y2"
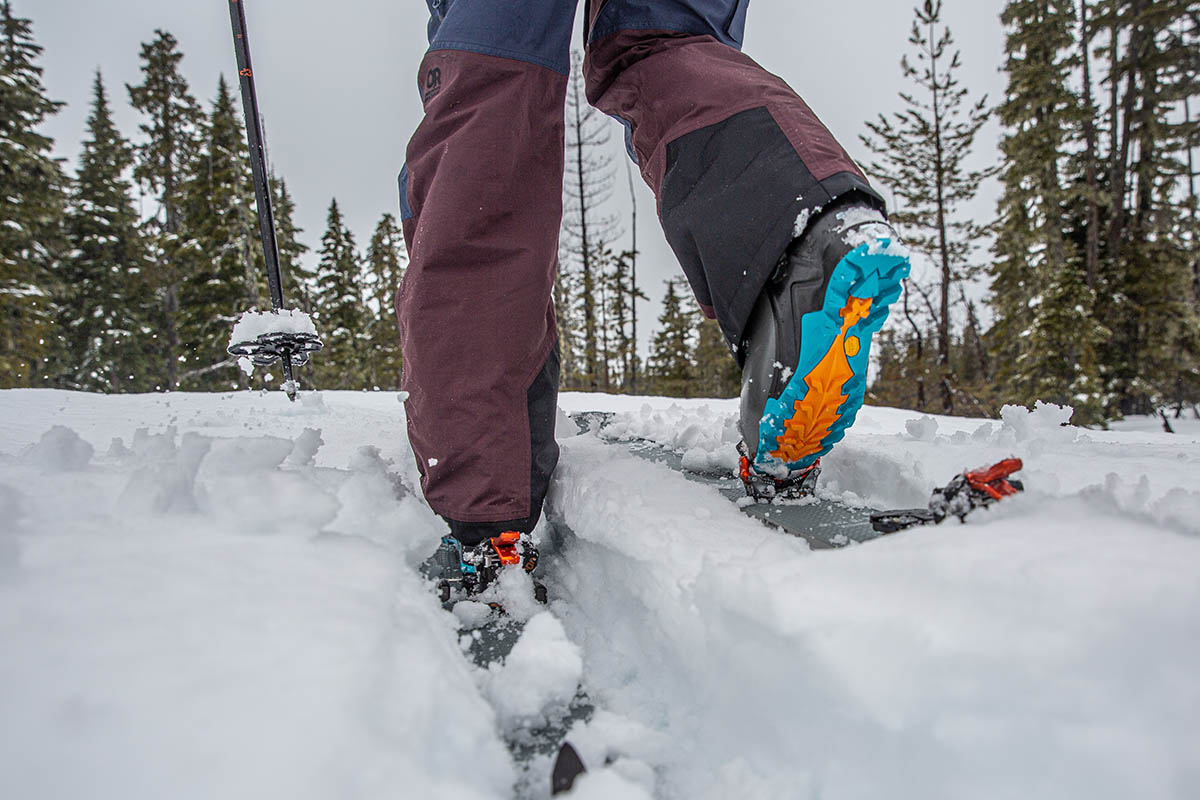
[{"x1": 753, "y1": 239, "x2": 910, "y2": 474}]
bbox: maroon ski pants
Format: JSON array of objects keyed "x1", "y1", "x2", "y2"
[{"x1": 397, "y1": 0, "x2": 881, "y2": 545}]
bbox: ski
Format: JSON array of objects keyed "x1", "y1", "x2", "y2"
[
  {"x1": 551, "y1": 741, "x2": 587, "y2": 795},
  {"x1": 585, "y1": 413, "x2": 1024, "y2": 547}
]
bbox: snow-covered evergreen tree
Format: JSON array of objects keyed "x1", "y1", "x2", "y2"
[
  {"x1": 0, "y1": 0, "x2": 66, "y2": 388},
  {"x1": 61, "y1": 72, "x2": 153, "y2": 393},
  {"x1": 312, "y1": 199, "x2": 367, "y2": 389},
  {"x1": 1092, "y1": 0, "x2": 1200, "y2": 415},
  {"x1": 647, "y1": 278, "x2": 696, "y2": 398},
  {"x1": 273, "y1": 176, "x2": 312, "y2": 311},
  {"x1": 603, "y1": 248, "x2": 643, "y2": 393},
  {"x1": 127, "y1": 29, "x2": 202, "y2": 390},
  {"x1": 176, "y1": 76, "x2": 263, "y2": 391},
  {"x1": 990, "y1": 0, "x2": 1106, "y2": 423},
  {"x1": 692, "y1": 315, "x2": 739, "y2": 398},
  {"x1": 364, "y1": 212, "x2": 406, "y2": 390}
]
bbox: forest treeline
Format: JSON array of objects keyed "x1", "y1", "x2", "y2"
[
  {"x1": 864, "y1": 0, "x2": 1199, "y2": 423},
  {"x1": 0, "y1": 4, "x2": 404, "y2": 394},
  {"x1": 2, "y1": 1, "x2": 1198, "y2": 424}
]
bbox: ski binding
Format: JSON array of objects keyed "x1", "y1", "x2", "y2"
[
  {"x1": 871, "y1": 458, "x2": 1025, "y2": 533},
  {"x1": 738, "y1": 440, "x2": 821, "y2": 501},
  {"x1": 427, "y1": 532, "x2": 548, "y2": 606}
]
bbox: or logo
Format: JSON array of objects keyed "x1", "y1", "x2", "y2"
[{"x1": 423, "y1": 67, "x2": 442, "y2": 102}]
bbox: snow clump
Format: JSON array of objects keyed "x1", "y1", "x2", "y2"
[
  {"x1": 556, "y1": 406, "x2": 579, "y2": 439},
  {"x1": 21, "y1": 425, "x2": 94, "y2": 472},
  {"x1": 992, "y1": 401, "x2": 1078, "y2": 455},
  {"x1": 601, "y1": 402, "x2": 742, "y2": 472},
  {"x1": 905, "y1": 415, "x2": 939, "y2": 442},
  {"x1": 285, "y1": 428, "x2": 323, "y2": 467},
  {"x1": 483, "y1": 612, "x2": 583, "y2": 731},
  {"x1": 0, "y1": 483, "x2": 25, "y2": 533},
  {"x1": 118, "y1": 431, "x2": 212, "y2": 515},
  {"x1": 0, "y1": 483, "x2": 24, "y2": 576},
  {"x1": 562, "y1": 769, "x2": 654, "y2": 800},
  {"x1": 228, "y1": 308, "x2": 317, "y2": 347}
]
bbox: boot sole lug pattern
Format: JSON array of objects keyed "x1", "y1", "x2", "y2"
[{"x1": 754, "y1": 239, "x2": 911, "y2": 475}]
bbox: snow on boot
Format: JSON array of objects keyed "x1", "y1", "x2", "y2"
[
  {"x1": 738, "y1": 201, "x2": 910, "y2": 485},
  {"x1": 426, "y1": 532, "x2": 547, "y2": 606}
]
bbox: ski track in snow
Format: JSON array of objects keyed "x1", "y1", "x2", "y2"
[{"x1": 1, "y1": 389, "x2": 1199, "y2": 799}]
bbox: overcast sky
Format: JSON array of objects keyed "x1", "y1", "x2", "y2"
[{"x1": 31, "y1": 0, "x2": 1007, "y2": 353}]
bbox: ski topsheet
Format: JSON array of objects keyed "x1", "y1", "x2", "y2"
[{"x1": 623, "y1": 437, "x2": 882, "y2": 549}]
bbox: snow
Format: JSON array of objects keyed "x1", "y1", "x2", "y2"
[
  {"x1": 2, "y1": 388, "x2": 1199, "y2": 799},
  {"x1": 0, "y1": 390, "x2": 510, "y2": 800},
  {"x1": 481, "y1": 612, "x2": 583, "y2": 732},
  {"x1": 562, "y1": 769, "x2": 653, "y2": 800},
  {"x1": 792, "y1": 207, "x2": 811, "y2": 239},
  {"x1": 21, "y1": 424, "x2": 94, "y2": 471},
  {"x1": 228, "y1": 308, "x2": 318, "y2": 346},
  {"x1": 904, "y1": 414, "x2": 940, "y2": 442}
]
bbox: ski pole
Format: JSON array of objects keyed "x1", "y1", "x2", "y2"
[{"x1": 225, "y1": 0, "x2": 321, "y2": 400}]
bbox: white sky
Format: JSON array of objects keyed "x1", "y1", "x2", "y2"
[{"x1": 31, "y1": 0, "x2": 1007, "y2": 354}]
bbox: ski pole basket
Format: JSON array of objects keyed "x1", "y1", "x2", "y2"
[{"x1": 227, "y1": 328, "x2": 323, "y2": 368}]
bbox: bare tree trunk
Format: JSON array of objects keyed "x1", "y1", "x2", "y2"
[
  {"x1": 1108, "y1": 17, "x2": 1139, "y2": 274},
  {"x1": 626, "y1": 157, "x2": 639, "y2": 394},
  {"x1": 569, "y1": 76, "x2": 598, "y2": 391},
  {"x1": 599, "y1": 269, "x2": 610, "y2": 392},
  {"x1": 928, "y1": 16, "x2": 953, "y2": 414},
  {"x1": 1185, "y1": 94, "x2": 1199, "y2": 303},
  {"x1": 901, "y1": 281, "x2": 926, "y2": 411},
  {"x1": 1081, "y1": 0, "x2": 1101, "y2": 291}
]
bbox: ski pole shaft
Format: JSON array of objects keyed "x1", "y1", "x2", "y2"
[{"x1": 228, "y1": 0, "x2": 284, "y2": 312}]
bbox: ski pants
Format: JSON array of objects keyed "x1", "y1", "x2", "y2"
[{"x1": 397, "y1": 0, "x2": 882, "y2": 545}]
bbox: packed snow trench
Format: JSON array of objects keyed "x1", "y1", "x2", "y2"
[{"x1": 1, "y1": 389, "x2": 1199, "y2": 800}]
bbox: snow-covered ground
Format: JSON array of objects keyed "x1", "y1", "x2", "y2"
[{"x1": 2, "y1": 388, "x2": 1198, "y2": 799}]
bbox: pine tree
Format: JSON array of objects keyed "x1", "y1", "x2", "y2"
[
  {"x1": 647, "y1": 278, "x2": 695, "y2": 397},
  {"x1": 312, "y1": 199, "x2": 367, "y2": 389},
  {"x1": 364, "y1": 212, "x2": 406, "y2": 390},
  {"x1": 1022, "y1": 260, "x2": 1106, "y2": 419},
  {"x1": 274, "y1": 176, "x2": 312, "y2": 310},
  {"x1": 554, "y1": 257, "x2": 582, "y2": 388},
  {"x1": 692, "y1": 314, "x2": 740, "y2": 398},
  {"x1": 860, "y1": 0, "x2": 994, "y2": 413},
  {"x1": 562, "y1": 49, "x2": 620, "y2": 390},
  {"x1": 60, "y1": 71, "x2": 153, "y2": 393},
  {"x1": 127, "y1": 29, "x2": 202, "y2": 389},
  {"x1": 1087, "y1": 0, "x2": 1200, "y2": 415},
  {"x1": 601, "y1": 247, "x2": 643, "y2": 392},
  {"x1": 175, "y1": 76, "x2": 263, "y2": 391},
  {"x1": 623, "y1": 158, "x2": 643, "y2": 394},
  {"x1": 989, "y1": 0, "x2": 1107, "y2": 423},
  {"x1": 0, "y1": 0, "x2": 66, "y2": 388}
]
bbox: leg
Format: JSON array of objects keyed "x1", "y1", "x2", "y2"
[
  {"x1": 583, "y1": 0, "x2": 883, "y2": 347},
  {"x1": 397, "y1": 0, "x2": 577, "y2": 545},
  {"x1": 582, "y1": 2, "x2": 909, "y2": 476}
]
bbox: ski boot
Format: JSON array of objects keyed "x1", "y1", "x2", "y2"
[
  {"x1": 427, "y1": 531, "x2": 548, "y2": 606},
  {"x1": 738, "y1": 200, "x2": 910, "y2": 491}
]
